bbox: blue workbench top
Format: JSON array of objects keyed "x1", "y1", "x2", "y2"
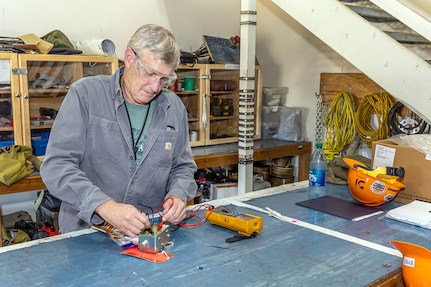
[{"x1": 1, "y1": 182, "x2": 428, "y2": 286}]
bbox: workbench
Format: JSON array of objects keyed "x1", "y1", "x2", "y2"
[
  {"x1": 192, "y1": 139, "x2": 311, "y2": 181},
  {"x1": 1, "y1": 181, "x2": 426, "y2": 286},
  {"x1": 0, "y1": 139, "x2": 311, "y2": 195}
]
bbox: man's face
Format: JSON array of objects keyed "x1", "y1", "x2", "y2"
[{"x1": 122, "y1": 47, "x2": 176, "y2": 105}]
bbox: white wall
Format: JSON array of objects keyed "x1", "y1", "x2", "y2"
[
  {"x1": 0, "y1": 0, "x2": 359, "y2": 143},
  {"x1": 0, "y1": 0, "x2": 242, "y2": 62},
  {"x1": 0, "y1": 0, "x2": 360, "y2": 214}
]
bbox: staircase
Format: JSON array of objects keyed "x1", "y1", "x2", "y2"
[{"x1": 272, "y1": 0, "x2": 431, "y2": 124}]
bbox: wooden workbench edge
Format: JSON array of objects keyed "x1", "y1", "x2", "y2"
[
  {"x1": 0, "y1": 174, "x2": 46, "y2": 195},
  {"x1": 1, "y1": 142, "x2": 312, "y2": 194}
]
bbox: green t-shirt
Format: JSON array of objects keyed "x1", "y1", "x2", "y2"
[{"x1": 124, "y1": 100, "x2": 154, "y2": 165}]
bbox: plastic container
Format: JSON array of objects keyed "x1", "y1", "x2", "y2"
[
  {"x1": 0, "y1": 140, "x2": 14, "y2": 148},
  {"x1": 75, "y1": 38, "x2": 116, "y2": 56},
  {"x1": 31, "y1": 131, "x2": 50, "y2": 156},
  {"x1": 32, "y1": 138, "x2": 49, "y2": 156},
  {"x1": 262, "y1": 87, "x2": 288, "y2": 106},
  {"x1": 184, "y1": 76, "x2": 195, "y2": 91},
  {"x1": 261, "y1": 106, "x2": 281, "y2": 124},
  {"x1": 308, "y1": 142, "x2": 327, "y2": 198}
]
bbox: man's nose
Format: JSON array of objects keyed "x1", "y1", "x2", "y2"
[{"x1": 148, "y1": 79, "x2": 161, "y2": 92}]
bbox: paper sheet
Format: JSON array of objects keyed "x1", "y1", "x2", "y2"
[{"x1": 386, "y1": 200, "x2": 431, "y2": 229}]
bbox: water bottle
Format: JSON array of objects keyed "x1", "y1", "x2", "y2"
[{"x1": 308, "y1": 142, "x2": 327, "y2": 198}]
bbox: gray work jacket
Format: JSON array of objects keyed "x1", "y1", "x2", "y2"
[{"x1": 40, "y1": 67, "x2": 197, "y2": 233}]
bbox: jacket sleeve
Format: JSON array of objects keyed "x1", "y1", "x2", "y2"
[
  {"x1": 40, "y1": 82, "x2": 111, "y2": 225},
  {"x1": 165, "y1": 101, "x2": 198, "y2": 203}
]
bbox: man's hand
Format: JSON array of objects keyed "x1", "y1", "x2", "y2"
[
  {"x1": 161, "y1": 196, "x2": 186, "y2": 225},
  {"x1": 95, "y1": 200, "x2": 150, "y2": 238}
]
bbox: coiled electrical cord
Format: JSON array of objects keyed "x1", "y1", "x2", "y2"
[
  {"x1": 324, "y1": 92, "x2": 356, "y2": 161},
  {"x1": 387, "y1": 101, "x2": 429, "y2": 135},
  {"x1": 354, "y1": 92, "x2": 393, "y2": 147}
]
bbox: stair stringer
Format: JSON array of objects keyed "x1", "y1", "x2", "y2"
[
  {"x1": 272, "y1": 0, "x2": 431, "y2": 123},
  {"x1": 371, "y1": 0, "x2": 431, "y2": 41}
]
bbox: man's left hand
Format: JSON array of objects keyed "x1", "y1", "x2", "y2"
[{"x1": 161, "y1": 195, "x2": 186, "y2": 225}]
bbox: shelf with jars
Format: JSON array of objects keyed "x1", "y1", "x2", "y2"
[{"x1": 173, "y1": 63, "x2": 262, "y2": 147}]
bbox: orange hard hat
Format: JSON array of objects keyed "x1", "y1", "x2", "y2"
[
  {"x1": 391, "y1": 240, "x2": 431, "y2": 286},
  {"x1": 343, "y1": 158, "x2": 405, "y2": 206}
]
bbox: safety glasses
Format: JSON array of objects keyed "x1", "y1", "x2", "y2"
[{"x1": 131, "y1": 48, "x2": 177, "y2": 87}]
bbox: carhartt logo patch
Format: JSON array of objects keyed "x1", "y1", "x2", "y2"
[{"x1": 165, "y1": 142, "x2": 172, "y2": 150}]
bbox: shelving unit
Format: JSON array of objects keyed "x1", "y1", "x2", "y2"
[
  {"x1": 175, "y1": 63, "x2": 262, "y2": 147},
  {"x1": 0, "y1": 53, "x2": 119, "y2": 247},
  {"x1": 174, "y1": 65, "x2": 205, "y2": 147},
  {"x1": 0, "y1": 52, "x2": 21, "y2": 146},
  {"x1": 0, "y1": 53, "x2": 118, "y2": 151}
]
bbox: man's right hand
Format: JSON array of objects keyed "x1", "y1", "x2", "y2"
[{"x1": 95, "y1": 199, "x2": 150, "y2": 238}]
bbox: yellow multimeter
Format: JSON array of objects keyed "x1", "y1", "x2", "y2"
[{"x1": 205, "y1": 209, "x2": 264, "y2": 237}]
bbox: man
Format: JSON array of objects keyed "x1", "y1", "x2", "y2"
[{"x1": 40, "y1": 24, "x2": 197, "y2": 238}]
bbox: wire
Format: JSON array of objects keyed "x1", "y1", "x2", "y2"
[
  {"x1": 354, "y1": 92, "x2": 394, "y2": 147},
  {"x1": 156, "y1": 197, "x2": 236, "y2": 229},
  {"x1": 179, "y1": 204, "x2": 216, "y2": 229},
  {"x1": 138, "y1": 203, "x2": 155, "y2": 224},
  {"x1": 323, "y1": 91, "x2": 356, "y2": 161},
  {"x1": 155, "y1": 197, "x2": 217, "y2": 229},
  {"x1": 387, "y1": 101, "x2": 429, "y2": 135},
  {"x1": 158, "y1": 197, "x2": 174, "y2": 218},
  {"x1": 157, "y1": 197, "x2": 175, "y2": 230}
]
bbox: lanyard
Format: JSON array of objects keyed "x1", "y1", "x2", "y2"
[{"x1": 124, "y1": 102, "x2": 150, "y2": 157}]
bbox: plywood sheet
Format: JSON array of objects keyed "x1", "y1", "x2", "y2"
[{"x1": 319, "y1": 73, "x2": 388, "y2": 105}]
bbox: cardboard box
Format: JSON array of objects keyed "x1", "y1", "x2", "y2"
[{"x1": 371, "y1": 139, "x2": 431, "y2": 204}]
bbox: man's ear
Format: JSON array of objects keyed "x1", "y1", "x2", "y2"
[{"x1": 123, "y1": 47, "x2": 136, "y2": 68}]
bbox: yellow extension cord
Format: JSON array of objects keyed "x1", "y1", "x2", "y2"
[
  {"x1": 323, "y1": 92, "x2": 356, "y2": 161},
  {"x1": 354, "y1": 92, "x2": 393, "y2": 148}
]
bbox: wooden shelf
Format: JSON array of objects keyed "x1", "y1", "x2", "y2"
[
  {"x1": 0, "y1": 139, "x2": 312, "y2": 195},
  {"x1": 28, "y1": 88, "x2": 69, "y2": 94},
  {"x1": 0, "y1": 174, "x2": 46, "y2": 195},
  {"x1": 0, "y1": 126, "x2": 13, "y2": 132},
  {"x1": 193, "y1": 139, "x2": 311, "y2": 181}
]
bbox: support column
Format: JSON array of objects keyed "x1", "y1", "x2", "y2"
[{"x1": 238, "y1": 0, "x2": 257, "y2": 194}]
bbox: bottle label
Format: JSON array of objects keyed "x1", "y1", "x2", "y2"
[{"x1": 309, "y1": 169, "x2": 327, "y2": 186}]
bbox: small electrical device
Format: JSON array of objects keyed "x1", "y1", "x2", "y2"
[
  {"x1": 205, "y1": 209, "x2": 264, "y2": 237},
  {"x1": 135, "y1": 224, "x2": 171, "y2": 253}
]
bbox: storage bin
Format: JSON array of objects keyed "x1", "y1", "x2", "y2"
[
  {"x1": 31, "y1": 131, "x2": 50, "y2": 139},
  {"x1": 0, "y1": 140, "x2": 14, "y2": 148},
  {"x1": 262, "y1": 87, "x2": 288, "y2": 106},
  {"x1": 32, "y1": 138, "x2": 49, "y2": 156},
  {"x1": 261, "y1": 122, "x2": 279, "y2": 139},
  {"x1": 262, "y1": 106, "x2": 282, "y2": 124}
]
